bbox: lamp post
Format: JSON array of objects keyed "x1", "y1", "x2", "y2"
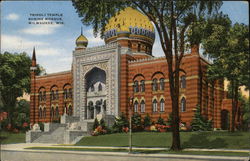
[{"x1": 129, "y1": 96, "x2": 134, "y2": 153}]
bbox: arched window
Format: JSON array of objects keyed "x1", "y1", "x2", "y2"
[
  {"x1": 140, "y1": 100, "x2": 145, "y2": 113},
  {"x1": 134, "y1": 81, "x2": 139, "y2": 93},
  {"x1": 64, "y1": 89, "x2": 67, "y2": 99},
  {"x1": 43, "y1": 107, "x2": 46, "y2": 118},
  {"x1": 69, "y1": 88, "x2": 72, "y2": 98},
  {"x1": 56, "y1": 90, "x2": 59, "y2": 100},
  {"x1": 43, "y1": 91, "x2": 46, "y2": 101},
  {"x1": 140, "y1": 80, "x2": 145, "y2": 92},
  {"x1": 180, "y1": 75, "x2": 186, "y2": 88},
  {"x1": 160, "y1": 78, "x2": 165, "y2": 90},
  {"x1": 152, "y1": 99, "x2": 157, "y2": 112},
  {"x1": 39, "y1": 92, "x2": 42, "y2": 102},
  {"x1": 68, "y1": 105, "x2": 73, "y2": 116},
  {"x1": 152, "y1": 79, "x2": 158, "y2": 91},
  {"x1": 39, "y1": 108, "x2": 42, "y2": 118},
  {"x1": 160, "y1": 99, "x2": 165, "y2": 112},
  {"x1": 181, "y1": 97, "x2": 186, "y2": 112},
  {"x1": 98, "y1": 83, "x2": 102, "y2": 91},
  {"x1": 51, "y1": 107, "x2": 54, "y2": 118},
  {"x1": 103, "y1": 100, "x2": 107, "y2": 112},
  {"x1": 55, "y1": 106, "x2": 59, "y2": 118},
  {"x1": 91, "y1": 84, "x2": 95, "y2": 92},
  {"x1": 51, "y1": 90, "x2": 55, "y2": 100},
  {"x1": 134, "y1": 101, "x2": 138, "y2": 112}
]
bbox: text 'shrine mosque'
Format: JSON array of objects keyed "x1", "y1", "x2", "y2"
[{"x1": 27, "y1": 8, "x2": 236, "y2": 143}]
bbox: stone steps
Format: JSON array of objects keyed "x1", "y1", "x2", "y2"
[
  {"x1": 33, "y1": 126, "x2": 66, "y2": 144},
  {"x1": 27, "y1": 116, "x2": 98, "y2": 144}
]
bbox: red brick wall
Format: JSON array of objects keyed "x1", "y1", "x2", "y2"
[
  {"x1": 30, "y1": 71, "x2": 72, "y2": 124},
  {"x1": 31, "y1": 48, "x2": 226, "y2": 128}
]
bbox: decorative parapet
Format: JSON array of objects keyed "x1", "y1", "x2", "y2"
[
  {"x1": 128, "y1": 56, "x2": 166, "y2": 64},
  {"x1": 73, "y1": 43, "x2": 119, "y2": 56},
  {"x1": 128, "y1": 53, "x2": 212, "y2": 65},
  {"x1": 60, "y1": 115, "x2": 80, "y2": 124}
]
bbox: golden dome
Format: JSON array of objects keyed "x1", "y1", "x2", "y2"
[
  {"x1": 76, "y1": 28, "x2": 88, "y2": 48},
  {"x1": 76, "y1": 34, "x2": 88, "y2": 42},
  {"x1": 104, "y1": 7, "x2": 155, "y2": 41}
]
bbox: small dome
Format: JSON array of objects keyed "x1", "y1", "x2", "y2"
[
  {"x1": 76, "y1": 29, "x2": 88, "y2": 48},
  {"x1": 104, "y1": 7, "x2": 155, "y2": 42}
]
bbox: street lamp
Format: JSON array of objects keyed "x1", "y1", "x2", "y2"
[{"x1": 128, "y1": 96, "x2": 134, "y2": 153}]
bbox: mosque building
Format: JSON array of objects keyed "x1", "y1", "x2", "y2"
[{"x1": 29, "y1": 7, "x2": 239, "y2": 130}]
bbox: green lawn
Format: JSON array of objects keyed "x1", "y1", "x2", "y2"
[
  {"x1": 26, "y1": 147, "x2": 249, "y2": 157},
  {"x1": 1, "y1": 131, "x2": 249, "y2": 150},
  {"x1": 0, "y1": 131, "x2": 26, "y2": 144},
  {"x1": 76, "y1": 131, "x2": 250, "y2": 149}
]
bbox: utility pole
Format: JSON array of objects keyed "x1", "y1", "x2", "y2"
[{"x1": 129, "y1": 96, "x2": 133, "y2": 153}]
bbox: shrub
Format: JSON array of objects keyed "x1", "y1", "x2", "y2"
[
  {"x1": 93, "y1": 118, "x2": 99, "y2": 130},
  {"x1": 92, "y1": 126, "x2": 107, "y2": 136},
  {"x1": 143, "y1": 114, "x2": 151, "y2": 126},
  {"x1": 155, "y1": 124, "x2": 168, "y2": 132},
  {"x1": 143, "y1": 114, "x2": 151, "y2": 131},
  {"x1": 112, "y1": 113, "x2": 129, "y2": 133},
  {"x1": 0, "y1": 118, "x2": 9, "y2": 130},
  {"x1": 91, "y1": 119, "x2": 109, "y2": 136},
  {"x1": 166, "y1": 113, "x2": 173, "y2": 131},
  {"x1": 191, "y1": 105, "x2": 213, "y2": 131},
  {"x1": 132, "y1": 113, "x2": 143, "y2": 131},
  {"x1": 38, "y1": 122, "x2": 44, "y2": 131},
  {"x1": 156, "y1": 116, "x2": 166, "y2": 125}
]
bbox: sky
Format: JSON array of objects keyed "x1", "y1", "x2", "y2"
[{"x1": 1, "y1": 1, "x2": 249, "y2": 74}]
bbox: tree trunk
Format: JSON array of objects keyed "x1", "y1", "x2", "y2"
[
  {"x1": 230, "y1": 81, "x2": 238, "y2": 132},
  {"x1": 170, "y1": 60, "x2": 181, "y2": 150},
  {"x1": 171, "y1": 94, "x2": 181, "y2": 150}
]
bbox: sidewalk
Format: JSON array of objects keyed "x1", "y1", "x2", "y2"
[
  {"x1": 2, "y1": 143, "x2": 250, "y2": 153},
  {"x1": 1, "y1": 143, "x2": 250, "y2": 161}
]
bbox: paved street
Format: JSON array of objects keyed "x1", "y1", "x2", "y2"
[{"x1": 1, "y1": 143, "x2": 249, "y2": 161}]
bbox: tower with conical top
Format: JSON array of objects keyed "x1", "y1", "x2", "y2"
[
  {"x1": 75, "y1": 27, "x2": 88, "y2": 50},
  {"x1": 30, "y1": 47, "x2": 37, "y2": 124}
]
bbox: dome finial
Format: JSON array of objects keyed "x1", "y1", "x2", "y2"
[{"x1": 75, "y1": 27, "x2": 88, "y2": 49}]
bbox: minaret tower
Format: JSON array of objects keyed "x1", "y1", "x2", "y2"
[
  {"x1": 30, "y1": 47, "x2": 37, "y2": 125},
  {"x1": 75, "y1": 27, "x2": 88, "y2": 50}
]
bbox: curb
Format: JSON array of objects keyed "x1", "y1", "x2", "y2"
[{"x1": 1, "y1": 149, "x2": 249, "y2": 161}]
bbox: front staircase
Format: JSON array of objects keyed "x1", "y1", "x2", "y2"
[
  {"x1": 26, "y1": 114, "x2": 114, "y2": 144},
  {"x1": 26, "y1": 115, "x2": 93, "y2": 144},
  {"x1": 32, "y1": 124, "x2": 67, "y2": 144}
]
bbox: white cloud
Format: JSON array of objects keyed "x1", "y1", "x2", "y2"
[
  {"x1": 1, "y1": 34, "x2": 63, "y2": 57},
  {"x1": 1, "y1": 34, "x2": 46, "y2": 53},
  {"x1": 20, "y1": 24, "x2": 62, "y2": 35},
  {"x1": 36, "y1": 48, "x2": 62, "y2": 56},
  {"x1": 41, "y1": 60, "x2": 71, "y2": 74},
  {"x1": 88, "y1": 37, "x2": 104, "y2": 47},
  {"x1": 83, "y1": 28, "x2": 104, "y2": 47},
  {"x1": 58, "y1": 57, "x2": 72, "y2": 62},
  {"x1": 6, "y1": 13, "x2": 19, "y2": 21}
]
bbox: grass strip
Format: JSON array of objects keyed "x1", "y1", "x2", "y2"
[{"x1": 25, "y1": 147, "x2": 249, "y2": 157}]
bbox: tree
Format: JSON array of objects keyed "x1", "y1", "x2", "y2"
[
  {"x1": 143, "y1": 114, "x2": 151, "y2": 128},
  {"x1": 241, "y1": 97, "x2": 250, "y2": 131},
  {"x1": 0, "y1": 52, "x2": 42, "y2": 127},
  {"x1": 191, "y1": 105, "x2": 212, "y2": 131},
  {"x1": 112, "y1": 113, "x2": 129, "y2": 133},
  {"x1": 131, "y1": 113, "x2": 142, "y2": 131},
  {"x1": 202, "y1": 19, "x2": 249, "y2": 132},
  {"x1": 72, "y1": 0, "x2": 222, "y2": 150}
]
